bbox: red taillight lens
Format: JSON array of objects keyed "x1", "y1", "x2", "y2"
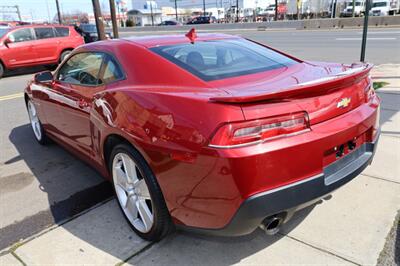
[{"x1": 209, "y1": 112, "x2": 310, "y2": 148}]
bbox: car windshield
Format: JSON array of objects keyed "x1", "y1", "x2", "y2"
[
  {"x1": 0, "y1": 28, "x2": 9, "y2": 38},
  {"x1": 81, "y1": 24, "x2": 97, "y2": 32},
  {"x1": 373, "y1": 2, "x2": 387, "y2": 7},
  {"x1": 151, "y1": 39, "x2": 299, "y2": 81}
]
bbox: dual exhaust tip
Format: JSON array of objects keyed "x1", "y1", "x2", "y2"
[{"x1": 259, "y1": 216, "x2": 284, "y2": 235}]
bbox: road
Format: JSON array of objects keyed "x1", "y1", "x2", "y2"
[
  {"x1": 0, "y1": 27, "x2": 398, "y2": 251},
  {"x1": 120, "y1": 27, "x2": 400, "y2": 64},
  {"x1": 0, "y1": 75, "x2": 113, "y2": 250}
]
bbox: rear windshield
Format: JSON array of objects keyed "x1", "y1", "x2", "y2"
[{"x1": 150, "y1": 39, "x2": 298, "y2": 81}]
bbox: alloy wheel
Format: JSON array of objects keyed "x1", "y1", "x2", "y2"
[
  {"x1": 112, "y1": 152, "x2": 154, "y2": 233},
  {"x1": 28, "y1": 101, "x2": 42, "y2": 141}
]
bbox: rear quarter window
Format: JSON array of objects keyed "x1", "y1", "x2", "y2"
[
  {"x1": 101, "y1": 56, "x2": 124, "y2": 83},
  {"x1": 151, "y1": 39, "x2": 299, "y2": 81},
  {"x1": 34, "y1": 27, "x2": 55, "y2": 39},
  {"x1": 54, "y1": 27, "x2": 70, "y2": 37}
]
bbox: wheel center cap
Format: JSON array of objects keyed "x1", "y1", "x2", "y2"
[{"x1": 127, "y1": 188, "x2": 136, "y2": 197}]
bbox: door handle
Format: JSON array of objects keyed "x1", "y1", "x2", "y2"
[{"x1": 77, "y1": 98, "x2": 89, "y2": 108}]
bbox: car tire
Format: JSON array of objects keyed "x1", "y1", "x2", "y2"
[
  {"x1": 59, "y1": 50, "x2": 72, "y2": 63},
  {"x1": 27, "y1": 99, "x2": 48, "y2": 145},
  {"x1": 0, "y1": 62, "x2": 4, "y2": 78},
  {"x1": 109, "y1": 143, "x2": 173, "y2": 241}
]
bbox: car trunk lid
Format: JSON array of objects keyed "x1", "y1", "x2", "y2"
[{"x1": 209, "y1": 62, "x2": 372, "y2": 125}]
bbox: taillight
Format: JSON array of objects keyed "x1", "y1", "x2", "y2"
[{"x1": 209, "y1": 112, "x2": 310, "y2": 148}]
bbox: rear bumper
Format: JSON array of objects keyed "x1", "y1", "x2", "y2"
[{"x1": 179, "y1": 134, "x2": 379, "y2": 236}]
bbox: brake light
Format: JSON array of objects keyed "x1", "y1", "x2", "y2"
[{"x1": 209, "y1": 112, "x2": 310, "y2": 148}]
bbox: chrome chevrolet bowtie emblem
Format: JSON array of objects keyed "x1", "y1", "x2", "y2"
[{"x1": 337, "y1": 98, "x2": 351, "y2": 108}]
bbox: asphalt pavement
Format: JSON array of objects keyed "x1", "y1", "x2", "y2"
[
  {"x1": 0, "y1": 28, "x2": 399, "y2": 253},
  {"x1": 0, "y1": 75, "x2": 113, "y2": 250}
]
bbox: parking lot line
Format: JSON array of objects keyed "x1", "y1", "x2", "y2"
[{"x1": 0, "y1": 93, "x2": 24, "y2": 102}]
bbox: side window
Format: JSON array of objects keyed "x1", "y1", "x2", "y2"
[
  {"x1": 34, "y1": 27, "x2": 55, "y2": 39},
  {"x1": 101, "y1": 56, "x2": 124, "y2": 83},
  {"x1": 8, "y1": 28, "x2": 34, "y2": 43},
  {"x1": 57, "y1": 53, "x2": 104, "y2": 86},
  {"x1": 54, "y1": 27, "x2": 69, "y2": 37}
]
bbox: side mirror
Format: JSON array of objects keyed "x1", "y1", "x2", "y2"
[
  {"x1": 34, "y1": 71, "x2": 53, "y2": 84},
  {"x1": 3, "y1": 38, "x2": 11, "y2": 48}
]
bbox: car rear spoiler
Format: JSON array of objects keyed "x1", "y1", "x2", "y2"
[{"x1": 209, "y1": 63, "x2": 373, "y2": 104}]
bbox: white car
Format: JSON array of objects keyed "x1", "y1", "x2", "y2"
[{"x1": 341, "y1": 1, "x2": 365, "y2": 16}]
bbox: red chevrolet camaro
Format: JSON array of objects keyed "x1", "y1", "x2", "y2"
[{"x1": 25, "y1": 31, "x2": 380, "y2": 241}]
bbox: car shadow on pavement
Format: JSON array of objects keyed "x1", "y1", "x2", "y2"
[
  {"x1": 3, "y1": 124, "x2": 113, "y2": 250},
  {"x1": 7, "y1": 124, "x2": 317, "y2": 263},
  {"x1": 3, "y1": 65, "x2": 55, "y2": 78},
  {"x1": 131, "y1": 205, "x2": 317, "y2": 265}
]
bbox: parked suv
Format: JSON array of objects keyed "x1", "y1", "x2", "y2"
[
  {"x1": 0, "y1": 25, "x2": 84, "y2": 78},
  {"x1": 76, "y1": 24, "x2": 112, "y2": 43}
]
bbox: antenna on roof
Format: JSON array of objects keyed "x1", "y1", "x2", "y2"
[{"x1": 185, "y1": 28, "x2": 197, "y2": 44}]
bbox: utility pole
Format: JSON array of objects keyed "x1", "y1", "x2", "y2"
[
  {"x1": 274, "y1": 0, "x2": 278, "y2": 21},
  {"x1": 333, "y1": 0, "x2": 338, "y2": 17},
  {"x1": 174, "y1": 0, "x2": 178, "y2": 20},
  {"x1": 360, "y1": 0, "x2": 371, "y2": 62},
  {"x1": 92, "y1": 0, "x2": 106, "y2": 40},
  {"x1": 116, "y1": 1, "x2": 123, "y2": 27},
  {"x1": 109, "y1": 0, "x2": 119, "y2": 38},
  {"x1": 55, "y1": 0, "x2": 62, "y2": 24},
  {"x1": 150, "y1": 1, "x2": 154, "y2": 26},
  {"x1": 296, "y1": 0, "x2": 300, "y2": 19},
  {"x1": 254, "y1": 0, "x2": 258, "y2": 22},
  {"x1": 15, "y1": 5, "x2": 22, "y2": 21},
  {"x1": 236, "y1": 0, "x2": 239, "y2": 22},
  {"x1": 45, "y1": 0, "x2": 51, "y2": 22},
  {"x1": 352, "y1": 0, "x2": 356, "y2": 17},
  {"x1": 203, "y1": 0, "x2": 206, "y2": 15}
]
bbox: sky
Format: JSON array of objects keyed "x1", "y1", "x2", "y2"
[
  {"x1": 0, "y1": 0, "x2": 120, "y2": 22},
  {"x1": 2, "y1": 0, "x2": 238, "y2": 22}
]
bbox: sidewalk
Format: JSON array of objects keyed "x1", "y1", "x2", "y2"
[{"x1": 1, "y1": 65, "x2": 399, "y2": 266}]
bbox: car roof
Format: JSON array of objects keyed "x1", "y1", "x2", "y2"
[{"x1": 122, "y1": 33, "x2": 240, "y2": 48}]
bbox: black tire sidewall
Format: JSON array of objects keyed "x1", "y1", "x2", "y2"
[
  {"x1": 60, "y1": 51, "x2": 71, "y2": 63},
  {"x1": 109, "y1": 143, "x2": 172, "y2": 241},
  {"x1": 0, "y1": 63, "x2": 4, "y2": 78}
]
